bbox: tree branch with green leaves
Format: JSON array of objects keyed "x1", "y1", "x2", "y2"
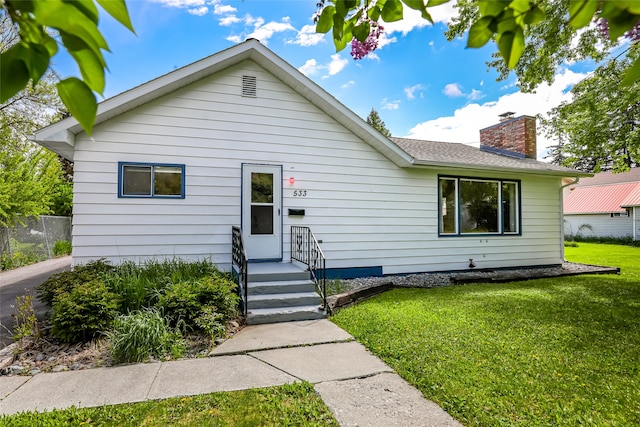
[
  {"x1": 0, "y1": 0, "x2": 135, "y2": 135},
  {"x1": 315, "y1": 0, "x2": 640, "y2": 89}
]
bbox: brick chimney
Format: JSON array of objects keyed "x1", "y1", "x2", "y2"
[{"x1": 479, "y1": 114, "x2": 537, "y2": 159}]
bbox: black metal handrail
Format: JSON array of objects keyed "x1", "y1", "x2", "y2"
[
  {"x1": 291, "y1": 226, "x2": 327, "y2": 312},
  {"x1": 231, "y1": 226, "x2": 248, "y2": 316}
]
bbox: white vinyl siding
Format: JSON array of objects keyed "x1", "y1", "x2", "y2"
[
  {"x1": 70, "y1": 60, "x2": 566, "y2": 273},
  {"x1": 564, "y1": 213, "x2": 634, "y2": 239}
]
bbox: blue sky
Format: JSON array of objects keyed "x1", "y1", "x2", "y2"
[{"x1": 52, "y1": 0, "x2": 595, "y2": 159}]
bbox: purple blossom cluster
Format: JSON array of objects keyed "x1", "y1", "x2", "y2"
[
  {"x1": 597, "y1": 17, "x2": 640, "y2": 42},
  {"x1": 597, "y1": 17, "x2": 609, "y2": 40},
  {"x1": 350, "y1": 23, "x2": 384, "y2": 60},
  {"x1": 625, "y1": 20, "x2": 640, "y2": 42}
]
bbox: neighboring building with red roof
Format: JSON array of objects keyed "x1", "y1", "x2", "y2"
[{"x1": 564, "y1": 169, "x2": 640, "y2": 240}]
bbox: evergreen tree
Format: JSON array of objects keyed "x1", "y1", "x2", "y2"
[{"x1": 366, "y1": 108, "x2": 391, "y2": 137}]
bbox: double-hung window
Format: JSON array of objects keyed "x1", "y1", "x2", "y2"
[
  {"x1": 439, "y1": 176, "x2": 520, "y2": 236},
  {"x1": 118, "y1": 162, "x2": 185, "y2": 198}
]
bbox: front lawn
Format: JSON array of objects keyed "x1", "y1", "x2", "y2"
[
  {"x1": 331, "y1": 243, "x2": 640, "y2": 426},
  {"x1": 0, "y1": 382, "x2": 338, "y2": 426}
]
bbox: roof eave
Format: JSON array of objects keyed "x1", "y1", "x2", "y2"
[
  {"x1": 410, "y1": 159, "x2": 590, "y2": 177},
  {"x1": 30, "y1": 129, "x2": 75, "y2": 161}
]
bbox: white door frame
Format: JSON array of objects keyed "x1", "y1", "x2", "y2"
[{"x1": 241, "y1": 163, "x2": 282, "y2": 261}]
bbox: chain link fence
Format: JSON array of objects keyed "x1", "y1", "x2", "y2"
[{"x1": 0, "y1": 216, "x2": 72, "y2": 270}]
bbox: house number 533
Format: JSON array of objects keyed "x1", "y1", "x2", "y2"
[{"x1": 293, "y1": 190, "x2": 307, "y2": 197}]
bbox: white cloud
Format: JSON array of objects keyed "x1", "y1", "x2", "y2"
[
  {"x1": 229, "y1": 15, "x2": 295, "y2": 44},
  {"x1": 219, "y1": 15, "x2": 241, "y2": 26},
  {"x1": 341, "y1": 80, "x2": 356, "y2": 89},
  {"x1": 288, "y1": 25, "x2": 326, "y2": 47},
  {"x1": 299, "y1": 54, "x2": 348, "y2": 78},
  {"x1": 152, "y1": 0, "x2": 205, "y2": 7},
  {"x1": 299, "y1": 59, "x2": 321, "y2": 76},
  {"x1": 443, "y1": 83, "x2": 484, "y2": 100},
  {"x1": 366, "y1": 52, "x2": 381, "y2": 62},
  {"x1": 188, "y1": 6, "x2": 208, "y2": 16},
  {"x1": 374, "y1": 3, "x2": 457, "y2": 49},
  {"x1": 405, "y1": 69, "x2": 588, "y2": 158},
  {"x1": 213, "y1": 3, "x2": 236, "y2": 15},
  {"x1": 405, "y1": 84, "x2": 426, "y2": 100},
  {"x1": 428, "y1": 2, "x2": 458, "y2": 24},
  {"x1": 328, "y1": 54, "x2": 348, "y2": 76},
  {"x1": 244, "y1": 14, "x2": 264, "y2": 27},
  {"x1": 468, "y1": 89, "x2": 484, "y2": 101},
  {"x1": 151, "y1": 0, "x2": 209, "y2": 15},
  {"x1": 377, "y1": 32, "x2": 398, "y2": 49},
  {"x1": 443, "y1": 83, "x2": 464, "y2": 97},
  {"x1": 381, "y1": 98, "x2": 401, "y2": 110}
]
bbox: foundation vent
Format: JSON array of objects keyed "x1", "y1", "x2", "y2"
[{"x1": 242, "y1": 75, "x2": 257, "y2": 97}]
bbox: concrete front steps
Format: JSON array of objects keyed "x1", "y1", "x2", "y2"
[{"x1": 246, "y1": 263, "x2": 325, "y2": 325}]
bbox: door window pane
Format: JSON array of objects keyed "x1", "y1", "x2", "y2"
[
  {"x1": 251, "y1": 173, "x2": 273, "y2": 203},
  {"x1": 251, "y1": 205, "x2": 273, "y2": 234},
  {"x1": 502, "y1": 182, "x2": 518, "y2": 233},
  {"x1": 440, "y1": 178, "x2": 457, "y2": 234},
  {"x1": 460, "y1": 180, "x2": 499, "y2": 233},
  {"x1": 122, "y1": 166, "x2": 152, "y2": 196},
  {"x1": 154, "y1": 166, "x2": 183, "y2": 196}
]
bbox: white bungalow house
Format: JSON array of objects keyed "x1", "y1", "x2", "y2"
[
  {"x1": 32, "y1": 40, "x2": 587, "y2": 322},
  {"x1": 564, "y1": 169, "x2": 640, "y2": 241}
]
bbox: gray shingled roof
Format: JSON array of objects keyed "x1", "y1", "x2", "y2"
[{"x1": 391, "y1": 137, "x2": 587, "y2": 176}]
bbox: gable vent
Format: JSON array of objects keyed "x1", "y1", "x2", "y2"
[{"x1": 242, "y1": 75, "x2": 257, "y2": 97}]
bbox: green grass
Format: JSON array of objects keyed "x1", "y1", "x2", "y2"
[
  {"x1": 331, "y1": 243, "x2": 640, "y2": 426},
  {"x1": 0, "y1": 382, "x2": 338, "y2": 426}
]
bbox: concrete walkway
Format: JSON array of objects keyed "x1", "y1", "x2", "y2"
[{"x1": 0, "y1": 319, "x2": 462, "y2": 426}]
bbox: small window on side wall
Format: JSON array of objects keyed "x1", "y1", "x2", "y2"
[{"x1": 119, "y1": 162, "x2": 185, "y2": 198}]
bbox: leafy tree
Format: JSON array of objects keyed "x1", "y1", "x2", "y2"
[
  {"x1": 315, "y1": 0, "x2": 640, "y2": 87},
  {"x1": 0, "y1": 131, "x2": 65, "y2": 226},
  {"x1": 0, "y1": 1, "x2": 134, "y2": 134},
  {"x1": 0, "y1": 12, "x2": 73, "y2": 225},
  {"x1": 366, "y1": 108, "x2": 391, "y2": 137},
  {"x1": 541, "y1": 46, "x2": 640, "y2": 172}
]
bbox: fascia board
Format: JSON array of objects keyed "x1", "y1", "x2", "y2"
[{"x1": 411, "y1": 159, "x2": 593, "y2": 178}]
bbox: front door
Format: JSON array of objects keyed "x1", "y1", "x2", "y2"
[{"x1": 241, "y1": 164, "x2": 282, "y2": 261}]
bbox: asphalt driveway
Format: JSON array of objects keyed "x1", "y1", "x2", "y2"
[{"x1": 0, "y1": 257, "x2": 71, "y2": 349}]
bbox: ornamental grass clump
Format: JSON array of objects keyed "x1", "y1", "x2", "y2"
[{"x1": 109, "y1": 309, "x2": 185, "y2": 364}]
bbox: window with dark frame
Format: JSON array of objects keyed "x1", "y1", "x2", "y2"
[
  {"x1": 119, "y1": 162, "x2": 185, "y2": 198},
  {"x1": 439, "y1": 176, "x2": 520, "y2": 236}
]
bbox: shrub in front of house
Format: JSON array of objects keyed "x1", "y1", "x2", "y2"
[
  {"x1": 51, "y1": 279, "x2": 120, "y2": 342},
  {"x1": 37, "y1": 259, "x2": 114, "y2": 306},
  {"x1": 108, "y1": 308, "x2": 185, "y2": 363},
  {"x1": 157, "y1": 275, "x2": 239, "y2": 334}
]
